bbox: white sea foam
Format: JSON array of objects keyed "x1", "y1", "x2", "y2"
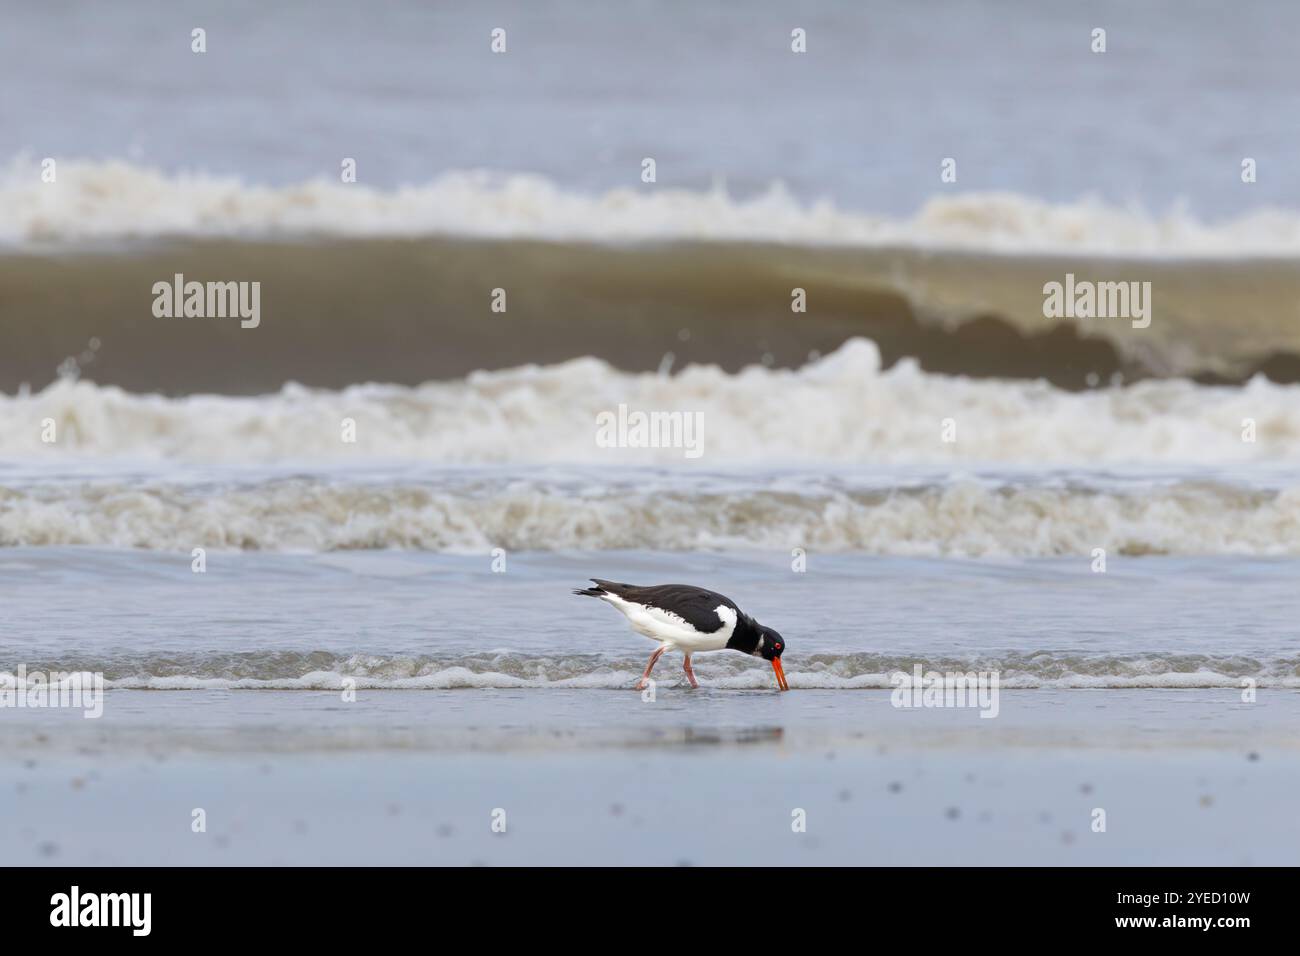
[
  {"x1": 6, "y1": 653, "x2": 1295, "y2": 691},
  {"x1": 3, "y1": 339, "x2": 1298, "y2": 465},
  {"x1": 5, "y1": 158, "x2": 1300, "y2": 255},
  {"x1": 2, "y1": 475, "x2": 1298, "y2": 556},
  {"x1": 2, "y1": 340, "x2": 1300, "y2": 468},
  {"x1": 87, "y1": 671, "x2": 1300, "y2": 690}
]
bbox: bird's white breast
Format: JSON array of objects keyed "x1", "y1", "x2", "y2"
[{"x1": 601, "y1": 595, "x2": 737, "y2": 652}]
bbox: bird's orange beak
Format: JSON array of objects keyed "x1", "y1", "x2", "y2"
[{"x1": 772, "y1": 658, "x2": 789, "y2": 691}]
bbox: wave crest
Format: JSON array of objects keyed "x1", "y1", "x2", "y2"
[
  {"x1": 3, "y1": 475, "x2": 1299, "y2": 555},
  {"x1": 6, "y1": 158, "x2": 1300, "y2": 255},
  {"x1": 5, "y1": 340, "x2": 1300, "y2": 464},
  {"x1": 5, "y1": 650, "x2": 1297, "y2": 690}
]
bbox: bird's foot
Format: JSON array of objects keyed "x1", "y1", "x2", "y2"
[{"x1": 634, "y1": 678, "x2": 650, "y2": 691}]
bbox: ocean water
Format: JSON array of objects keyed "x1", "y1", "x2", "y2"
[
  {"x1": 2, "y1": 0, "x2": 1289, "y2": 686},
  {"x1": 2, "y1": 0, "x2": 1298, "y2": 865},
  {"x1": 3, "y1": 547, "x2": 1299, "y2": 690},
  {"x1": 4, "y1": 1, "x2": 1300, "y2": 390},
  {"x1": 2, "y1": 0, "x2": 1297, "y2": 699},
  {"x1": 4, "y1": 0, "x2": 1297, "y2": 215}
]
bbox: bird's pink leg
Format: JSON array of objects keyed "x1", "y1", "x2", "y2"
[
  {"x1": 682, "y1": 654, "x2": 699, "y2": 689},
  {"x1": 635, "y1": 645, "x2": 667, "y2": 690}
]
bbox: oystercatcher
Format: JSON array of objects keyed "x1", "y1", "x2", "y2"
[{"x1": 572, "y1": 580, "x2": 789, "y2": 690}]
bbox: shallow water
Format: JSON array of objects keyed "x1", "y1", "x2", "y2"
[{"x1": 3, "y1": 547, "x2": 1297, "y2": 689}]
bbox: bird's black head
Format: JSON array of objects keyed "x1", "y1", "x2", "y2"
[
  {"x1": 758, "y1": 627, "x2": 786, "y2": 661},
  {"x1": 758, "y1": 627, "x2": 789, "y2": 691}
]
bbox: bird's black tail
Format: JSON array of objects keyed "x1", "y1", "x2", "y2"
[{"x1": 572, "y1": 578, "x2": 630, "y2": 598}]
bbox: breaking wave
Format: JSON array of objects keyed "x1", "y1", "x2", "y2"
[
  {"x1": 5, "y1": 339, "x2": 1300, "y2": 464},
  {"x1": 5, "y1": 161, "x2": 1300, "y2": 387},
  {"x1": 6, "y1": 158, "x2": 1300, "y2": 254},
  {"x1": 2, "y1": 474, "x2": 1299, "y2": 556},
  {"x1": 4, "y1": 650, "x2": 1297, "y2": 690}
]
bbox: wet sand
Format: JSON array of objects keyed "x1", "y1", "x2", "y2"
[{"x1": 3, "y1": 689, "x2": 1294, "y2": 865}]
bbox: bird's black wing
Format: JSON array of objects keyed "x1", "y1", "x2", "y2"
[{"x1": 605, "y1": 583, "x2": 740, "y2": 634}]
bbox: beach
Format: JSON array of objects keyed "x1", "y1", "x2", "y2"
[
  {"x1": 4, "y1": 689, "x2": 1296, "y2": 866},
  {"x1": 4, "y1": 549, "x2": 1299, "y2": 864}
]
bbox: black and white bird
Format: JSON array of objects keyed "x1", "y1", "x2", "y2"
[{"x1": 573, "y1": 579, "x2": 789, "y2": 691}]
